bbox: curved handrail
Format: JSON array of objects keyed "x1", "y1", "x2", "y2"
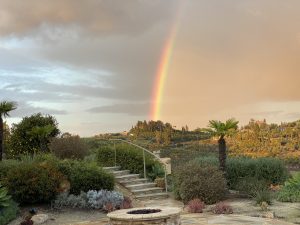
[{"x1": 109, "y1": 138, "x2": 168, "y2": 192}]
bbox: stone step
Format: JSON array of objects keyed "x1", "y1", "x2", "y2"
[
  {"x1": 112, "y1": 170, "x2": 130, "y2": 176},
  {"x1": 120, "y1": 178, "x2": 149, "y2": 185},
  {"x1": 115, "y1": 174, "x2": 140, "y2": 181},
  {"x1": 126, "y1": 183, "x2": 156, "y2": 190},
  {"x1": 131, "y1": 187, "x2": 163, "y2": 195},
  {"x1": 103, "y1": 166, "x2": 121, "y2": 171},
  {"x1": 135, "y1": 192, "x2": 169, "y2": 200}
]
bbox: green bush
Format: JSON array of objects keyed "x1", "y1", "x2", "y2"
[
  {"x1": 24, "y1": 154, "x2": 115, "y2": 195},
  {"x1": 49, "y1": 135, "x2": 89, "y2": 159},
  {"x1": 0, "y1": 160, "x2": 19, "y2": 181},
  {"x1": 277, "y1": 173, "x2": 300, "y2": 202},
  {"x1": 96, "y1": 144, "x2": 160, "y2": 178},
  {"x1": 174, "y1": 162, "x2": 227, "y2": 204},
  {"x1": 5, "y1": 161, "x2": 65, "y2": 204},
  {"x1": 234, "y1": 177, "x2": 269, "y2": 197},
  {"x1": 190, "y1": 157, "x2": 288, "y2": 188},
  {"x1": 67, "y1": 161, "x2": 114, "y2": 195},
  {"x1": 8, "y1": 113, "x2": 60, "y2": 157},
  {"x1": 255, "y1": 190, "x2": 273, "y2": 205},
  {"x1": 0, "y1": 200, "x2": 18, "y2": 225}
]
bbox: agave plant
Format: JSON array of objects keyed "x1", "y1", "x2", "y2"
[{"x1": 0, "y1": 184, "x2": 11, "y2": 208}]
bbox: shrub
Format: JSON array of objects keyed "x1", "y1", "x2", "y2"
[
  {"x1": 186, "y1": 199, "x2": 205, "y2": 213},
  {"x1": 8, "y1": 113, "x2": 60, "y2": 157},
  {"x1": 234, "y1": 177, "x2": 269, "y2": 197},
  {"x1": 0, "y1": 185, "x2": 11, "y2": 207},
  {"x1": 154, "y1": 178, "x2": 165, "y2": 189},
  {"x1": 212, "y1": 202, "x2": 233, "y2": 214},
  {"x1": 174, "y1": 162, "x2": 227, "y2": 204},
  {"x1": 277, "y1": 173, "x2": 300, "y2": 202},
  {"x1": 0, "y1": 160, "x2": 19, "y2": 181},
  {"x1": 255, "y1": 190, "x2": 273, "y2": 205},
  {"x1": 120, "y1": 196, "x2": 133, "y2": 209},
  {"x1": 53, "y1": 190, "x2": 124, "y2": 210},
  {"x1": 96, "y1": 144, "x2": 161, "y2": 179},
  {"x1": 53, "y1": 192, "x2": 88, "y2": 209},
  {"x1": 49, "y1": 135, "x2": 88, "y2": 159},
  {"x1": 226, "y1": 157, "x2": 288, "y2": 188},
  {"x1": 67, "y1": 161, "x2": 114, "y2": 195},
  {"x1": 5, "y1": 162, "x2": 65, "y2": 204},
  {"x1": 0, "y1": 200, "x2": 19, "y2": 225},
  {"x1": 29, "y1": 156, "x2": 115, "y2": 195}
]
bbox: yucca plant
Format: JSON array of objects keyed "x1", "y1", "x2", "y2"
[{"x1": 0, "y1": 184, "x2": 11, "y2": 208}]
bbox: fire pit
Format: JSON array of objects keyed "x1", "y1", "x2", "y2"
[{"x1": 107, "y1": 207, "x2": 181, "y2": 225}]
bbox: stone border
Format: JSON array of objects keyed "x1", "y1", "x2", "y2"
[{"x1": 107, "y1": 207, "x2": 181, "y2": 221}]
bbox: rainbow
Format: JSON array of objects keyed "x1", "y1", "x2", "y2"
[{"x1": 150, "y1": 2, "x2": 184, "y2": 121}]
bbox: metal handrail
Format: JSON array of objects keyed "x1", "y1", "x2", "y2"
[{"x1": 109, "y1": 138, "x2": 168, "y2": 193}]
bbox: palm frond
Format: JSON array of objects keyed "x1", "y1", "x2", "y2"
[{"x1": 0, "y1": 101, "x2": 17, "y2": 118}]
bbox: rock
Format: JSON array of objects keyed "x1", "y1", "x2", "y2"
[
  {"x1": 263, "y1": 211, "x2": 275, "y2": 219},
  {"x1": 31, "y1": 214, "x2": 49, "y2": 224}
]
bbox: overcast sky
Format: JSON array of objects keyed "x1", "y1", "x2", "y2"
[{"x1": 1, "y1": 0, "x2": 300, "y2": 136}]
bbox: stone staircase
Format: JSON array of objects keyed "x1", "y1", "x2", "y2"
[{"x1": 104, "y1": 166, "x2": 168, "y2": 200}]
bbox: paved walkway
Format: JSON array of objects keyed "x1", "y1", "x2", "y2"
[{"x1": 70, "y1": 198, "x2": 295, "y2": 225}]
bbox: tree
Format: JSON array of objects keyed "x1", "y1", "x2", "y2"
[
  {"x1": 9, "y1": 113, "x2": 60, "y2": 157},
  {"x1": 206, "y1": 118, "x2": 239, "y2": 172},
  {"x1": 0, "y1": 101, "x2": 17, "y2": 161},
  {"x1": 28, "y1": 124, "x2": 55, "y2": 152}
]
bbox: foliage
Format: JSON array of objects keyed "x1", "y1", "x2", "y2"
[
  {"x1": 147, "y1": 163, "x2": 165, "y2": 181},
  {"x1": 154, "y1": 178, "x2": 166, "y2": 189},
  {"x1": 206, "y1": 118, "x2": 239, "y2": 137},
  {"x1": 0, "y1": 185, "x2": 11, "y2": 208},
  {"x1": 87, "y1": 190, "x2": 123, "y2": 209},
  {"x1": 96, "y1": 144, "x2": 161, "y2": 179},
  {"x1": 5, "y1": 161, "x2": 65, "y2": 204},
  {"x1": 174, "y1": 162, "x2": 227, "y2": 204},
  {"x1": 255, "y1": 190, "x2": 273, "y2": 205},
  {"x1": 234, "y1": 177, "x2": 269, "y2": 197},
  {"x1": 186, "y1": 199, "x2": 205, "y2": 213},
  {"x1": 0, "y1": 101, "x2": 17, "y2": 161},
  {"x1": 67, "y1": 161, "x2": 114, "y2": 195},
  {"x1": 212, "y1": 202, "x2": 233, "y2": 214},
  {"x1": 0, "y1": 200, "x2": 19, "y2": 225},
  {"x1": 277, "y1": 173, "x2": 300, "y2": 202},
  {"x1": 228, "y1": 119, "x2": 300, "y2": 162},
  {"x1": 0, "y1": 160, "x2": 19, "y2": 181},
  {"x1": 120, "y1": 196, "x2": 133, "y2": 209},
  {"x1": 53, "y1": 192, "x2": 88, "y2": 209},
  {"x1": 8, "y1": 113, "x2": 60, "y2": 157},
  {"x1": 187, "y1": 156, "x2": 288, "y2": 189},
  {"x1": 50, "y1": 135, "x2": 89, "y2": 159},
  {"x1": 53, "y1": 190, "x2": 124, "y2": 210},
  {"x1": 226, "y1": 157, "x2": 289, "y2": 188}
]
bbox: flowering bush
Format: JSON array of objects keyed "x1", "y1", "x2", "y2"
[
  {"x1": 186, "y1": 199, "x2": 205, "y2": 213},
  {"x1": 212, "y1": 202, "x2": 233, "y2": 214}
]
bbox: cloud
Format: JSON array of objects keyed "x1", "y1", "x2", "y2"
[
  {"x1": 10, "y1": 102, "x2": 67, "y2": 118},
  {"x1": 87, "y1": 102, "x2": 148, "y2": 116},
  {"x1": 0, "y1": 0, "x2": 177, "y2": 37}
]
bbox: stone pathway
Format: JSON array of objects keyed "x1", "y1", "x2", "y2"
[{"x1": 9, "y1": 198, "x2": 298, "y2": 225}]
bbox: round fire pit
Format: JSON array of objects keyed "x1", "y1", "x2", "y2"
[{"x1": 107, "y1": 207, "x2": 181, "y2": 225}]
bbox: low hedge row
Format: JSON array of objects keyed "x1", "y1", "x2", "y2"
[
  {"x1": 0, "y1": 155, "x2": 114, "y2": 204},
  {"x1": 96, "y1": 144, "x2": 163, "y2": 180},
  {"x1": 190, "y1": 156, "x2": 288, "y2": 187}
]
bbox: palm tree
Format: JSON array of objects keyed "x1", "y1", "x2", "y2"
[
  {"x1": 0, "y1": 101, "x2": 17, "y2": 161},
  {"x1": 206, "y1": 118, "x2": 239, "y2": 172}
]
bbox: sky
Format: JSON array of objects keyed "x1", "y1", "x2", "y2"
[{"x1": 1, "y1": 0, "x2": 300, "y2": 136}]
